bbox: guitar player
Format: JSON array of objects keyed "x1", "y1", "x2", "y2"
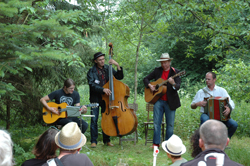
[
  {"x1": 40, "y1": 78, "x2": 88, "y2": 134},
  {"x1": 191, "y1": 71, "x2": 238, "y2": 138},
  {"x1": 143, "y1": 53, "x2": 182, "y2": 148}
]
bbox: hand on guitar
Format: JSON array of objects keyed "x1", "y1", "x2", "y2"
[
  {"x1": 168, "y1": 77, "x2": 176, "y2": 86},
  {"x1": 103, "y1": 88, "x2": 112, "y2": 96},
  {"x1": 148, "y1": 84, "x2": 157, "y2": 92},
  {"x1": 48, "y1": 107, "x2": 60, "y2": 115},
  {"x1": 79, "y1": 105, "x2": 88, "y2": 114},
  {"x1": 223, "y1": 106, "x2": 230, "y2": 117}
]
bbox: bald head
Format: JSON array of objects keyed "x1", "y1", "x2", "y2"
[{"x1": 200, "y1": 120, "x2": 228, "y2": 150}]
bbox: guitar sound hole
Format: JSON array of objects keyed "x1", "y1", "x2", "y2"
[{"x1": 155, "y1": 85, "x2": 159, "y2": 90}]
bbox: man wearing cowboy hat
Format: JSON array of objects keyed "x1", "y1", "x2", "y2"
[
  {"x1": 181, "y1": 120, "x2": 243, "y2": 166},
  {"x1": 42, "y1": 122, "x2": 93, "y2": 166},
  {"x1": 162, "y1": 134, "x2": 187, "y2": 166},
  {"x1": 143, "y1": 53, "x2": 181, "y2": 148},
  {"x1": 87, "y1": 51, "x2": 124, "y2": 148}
]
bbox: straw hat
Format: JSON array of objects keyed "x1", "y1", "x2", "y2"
[
  {"x1": 161, "y1": 134, "x2": 186, "y2": 156},
  {"x1": 156, "y1": 53, "x2": 173, "y2": 61},
  {"x1": 55, "y1": 122, "x2": 87, "y2": 150}
]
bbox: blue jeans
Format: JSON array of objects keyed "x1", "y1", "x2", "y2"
[
  {"x1": 153, "y1": 99, "x2": 176, "y2": 144},
  {"x1": 200, "y1": 113, "x2": 238, "y2": 138},
  {"x1": 90, "y1": 105, "x2": 110, "y2": 144},
  {"x1": 57, "y1": 117, "x2": 88, "y2": 134}
]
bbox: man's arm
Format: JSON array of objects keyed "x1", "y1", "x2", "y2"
[
  {"x1": 110, "y1": 59, "x2": 124, "y2": 80},
  {"x1": 75, "y1": 103, "x2": 87, "y2": 114},
  {"x1": 190, "y1": 89, "x2": 207, "y2": 109},
  {"x1": 87, "y1": 68, "x2": 105, "y2": 93},
  {"x1": 191, "y1": 101, "x2": 207, "y2": 109},
  {"x1": 143, "y1": 68, "x2": 156, "y2": 88},
  {"x1": 40, "y1": 95, "x2": 59, "y2": 114}
]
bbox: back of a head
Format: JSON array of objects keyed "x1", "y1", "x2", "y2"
[
  {"x1": 33, "y1": 128, "x2": 58, "y2": 159},
  {"x1": 0, "y1": 130, "x2": 14, "y2": 166},
  {"x1": 190, "y1": 128, "x2": 202, "y2": 158},
  {"x1": 200, "y1": 120, "x2": 228, "y2": 150}
]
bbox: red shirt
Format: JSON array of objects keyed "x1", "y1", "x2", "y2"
[{"x1": 160, "y1": 70, "x2": 169, "y2": 101}]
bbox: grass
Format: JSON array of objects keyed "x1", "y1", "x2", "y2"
[{"x1": 2, "y1": 85, "x2": 250, "y2": 165}]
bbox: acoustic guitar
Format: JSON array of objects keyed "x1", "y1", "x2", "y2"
[
  {"x1": 42, "y1": 102, "x2": 99, "y2": 124},
  {"x1": 144, "y1": 70, "x2": 186, "y2": 104}
]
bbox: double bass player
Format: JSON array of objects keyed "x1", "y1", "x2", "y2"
[{"x1": 87, "y1": 51, "x2": 124, "y2": 148}]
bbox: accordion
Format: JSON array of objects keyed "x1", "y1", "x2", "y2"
[{"x1": 204, "y1": 97, "x2": 231, "y2": 121}]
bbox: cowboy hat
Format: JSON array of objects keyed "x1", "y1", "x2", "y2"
[
  {"x1": 55, "y1": 122, "x2": 87, "y2": 150},
  {"x1": 161, "y1": 134, "x2": 186, "y2": 156},
  {"x1": 93, "y1": 52, "x2": 105, "y2": 60},
  {"x1": 156, "y1": 53, "x2": 173, "y2": 61}
]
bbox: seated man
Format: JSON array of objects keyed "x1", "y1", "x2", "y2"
[
  {"x1": 162, "y1": 134, "x2": 187, "y2": 166},
  {"x1": 40, "y1": 78, "x2": 88, "y2": 134},
  {"x1": 181, "y1": 119, "x2": 243, "y2": 166},
  {"x1": 43, "y1": 122, "x2": 93, "y2": 166},
  {"x1": 191, "y1": 71, "x2": 238, "y2": 138}
]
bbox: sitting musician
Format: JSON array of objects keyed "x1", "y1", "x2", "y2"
[
  {"x1": 191, "y1": 71, "x2": 238, "y2": 138},
  {"x1": 143, "y1": 53, "x2": 181, "y2": 148},
  {"x1": 40, "y1": 78, "x2": 88, "y2": 134}
]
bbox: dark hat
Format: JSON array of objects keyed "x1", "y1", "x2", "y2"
[{"x1": 93, "y1": 52, "x2": 105, "y2": 60}]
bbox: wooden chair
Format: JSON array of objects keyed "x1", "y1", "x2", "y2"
[
  {"x1": 144, "y1": 103, "x2": 165, "y2": 145},
  {"x1": 119, "y1": 103, "x2": 138, "y2": 146}
]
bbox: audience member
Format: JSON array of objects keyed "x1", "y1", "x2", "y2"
[
  {"x1": 190, "y1": 128, "x2": 202, "y2": 158},
  {"x1": 42, "y1": 122, "x2": 93, "y2": 166},
  {"x1": 181, "y1": 119, "x2": 243, "y2": 166},
  {"x1": 21, "y1": 128, "x2": 58, "y2": 166},
  {"x1": 0, "y1": 130, "x2": 14, "y2": 166},
  {"x1": 162, "y1": 134, "x2": 187, "y2": 166}
]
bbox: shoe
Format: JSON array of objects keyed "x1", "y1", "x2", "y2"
[
  {"x1": 150, "y1": 144, "x2": 159, "y2": 149},
  {"x1": 106, "y1": 142, "x2": 114, "y2": 147},
  {"x1": 91, "y1": 143, "x2": 97, "y2": 148}
]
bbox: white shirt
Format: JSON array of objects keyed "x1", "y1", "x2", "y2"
[{"x1": 191, "y1": 85, "x2": 235, "y2": 113}]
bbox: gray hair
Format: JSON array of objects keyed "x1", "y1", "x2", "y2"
[
  {"x1": 0, "y1": 130, "x2": 14, "y2": 166},
  {"x1": 200, "y1": 120, "x2": 228, "y2": 150}
]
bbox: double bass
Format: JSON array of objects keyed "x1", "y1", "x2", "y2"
[{"x1": 101, "y1": 43, "x2": 138, "y2": 137}]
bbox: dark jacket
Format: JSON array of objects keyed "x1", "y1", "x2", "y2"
[
  {"x1": 180, "y1": 148, "x2": 243, "y2": 166},
  {"x1": 87, "y1": 63, "x2": 124, "y2": 103},
  {"x1": 143, "y1": 66, "x2": 181, "y2": 110}
]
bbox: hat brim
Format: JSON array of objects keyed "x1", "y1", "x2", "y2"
[
  {"x1": 156, "y1": 58, "x2": 173, "y2": 61},
  {"x1": 161, "y1": 140, "x2": 186, "y2": 156},
  {"x1": 93, "y1": 53, "x2": 105, "y2": 60},
  {"x1": 55, "y1": 132, "x2": 87, "y2": 151}
]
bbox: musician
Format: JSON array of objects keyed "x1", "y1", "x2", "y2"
[
  {"x1": 40, "y1": 78, "x2": 88, "y2": 134},
  {"x1": 143, "y1": 53, "x2": 181, "y2": 148},
  {"x1": 191, "y1": 72, "x2": 238, "y2": 138},
  {"x1": 87, "y1": 52, "x2": 124, "y2": 148}
]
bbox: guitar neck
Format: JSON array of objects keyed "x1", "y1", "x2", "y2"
[{"x1": 158, "y1": 74, "x2": 180, "y2": 87}]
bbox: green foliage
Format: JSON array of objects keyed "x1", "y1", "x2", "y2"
[
  {"x1": 0, "y1": 0, "x2": 95, "y2": 126},
  {"x1": 215, "y1": 59, "x2": 250, "y2": 103}
]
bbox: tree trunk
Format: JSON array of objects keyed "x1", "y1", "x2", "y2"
[
  {"x1": 6, "y1": 100, "x2": 10, "y2": 129},
  {"x1": 133, "y1": 17, "x2": 144, "y2": 104}
]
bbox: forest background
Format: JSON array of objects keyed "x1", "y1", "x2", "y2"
[{"x1": 0, "y1": 0, "x2": 250, "y2": 165}]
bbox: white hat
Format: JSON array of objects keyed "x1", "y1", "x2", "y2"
[
  {"x1": 161, "y1": 134, "x2": 186, "y2": 156},
  {"x1": 55, "y1": 122, "x2": 86, "y2": 150},
  {"x1": 156, "y1": 53, "x2": 173, "y2": 61}
]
